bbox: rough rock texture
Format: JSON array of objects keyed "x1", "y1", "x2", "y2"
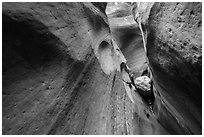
[
  {"x1": 135, "y1": 76, "x2": 151, "y2": 91},
  {"x1": 147, "y1": 2, "x2": 202, "y2": 134}
]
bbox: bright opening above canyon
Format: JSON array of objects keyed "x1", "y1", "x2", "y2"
[{"x1": 2, "y1": 2, "x2": 202, "y2": 135}]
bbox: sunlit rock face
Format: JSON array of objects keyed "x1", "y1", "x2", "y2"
[
  {"x1": 147, "y1": 2, "x2": 202, "y2": 134},
  {"x1": 132, "y1": 2, "x2": 154, "y2": 25},
  {"x1": 83, "y1": 2, "x2": 126, "y2": 75}
]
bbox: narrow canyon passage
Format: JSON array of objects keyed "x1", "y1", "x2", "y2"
[
  {"x1": 2, "y1": 2, "x2": 202, "y2": 135},
  {"x1": 2, "y1": 10, "x2": 154, "y2": 135},
  {"x1": 107, "y1": 9, "x2": 186, "y2": 134}
]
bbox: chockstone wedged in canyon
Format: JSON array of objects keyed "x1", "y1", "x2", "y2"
[{"x1": 2, "y1": 2, "x2": 202, "y2": 135}]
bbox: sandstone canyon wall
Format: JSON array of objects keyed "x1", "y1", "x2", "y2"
[{"x1": 2, "y1": 2, "x2": 202, "y2": 135}]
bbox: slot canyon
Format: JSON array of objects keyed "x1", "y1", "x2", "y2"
[{"x1": 2, "y1": 2, "x2": 202, "y2": 135}]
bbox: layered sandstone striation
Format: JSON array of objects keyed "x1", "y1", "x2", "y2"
[
  {"x1": 2, "y1": 2, "x2": 202, "y2": 135},
  {"x1": 2, "y1": 2, "x2": 127, "y2": 135}
]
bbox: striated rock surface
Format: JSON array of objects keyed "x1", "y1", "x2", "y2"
[
  {"x1": 2, "y1": 2, "x2": 127, "y2": 135},
  {"x1": 2, "y1": 2, "x2": 202, "y2": 135}
]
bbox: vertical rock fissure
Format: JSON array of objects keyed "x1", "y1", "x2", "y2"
[
  {"x1": 123, "y1": 92, "x2": 128, "y2": 135},
  {"x1": 110, "y1": 72, "x2": 117, "y2": 134}
]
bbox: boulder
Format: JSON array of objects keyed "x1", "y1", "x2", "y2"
[{"x1": 134, "y1": 76, "x2": 151, "y2": 92}]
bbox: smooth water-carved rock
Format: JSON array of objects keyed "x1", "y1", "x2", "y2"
[{"x1": 2, "y1": 2, "x2": 202, "y2": 135}]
